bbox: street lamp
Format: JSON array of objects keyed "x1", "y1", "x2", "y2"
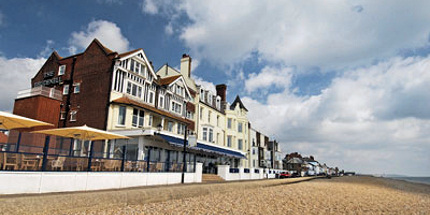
[
  {"x1": 181, "y1": 125, "x2": 188, "y2": 184},
  {"x1": 181, "y1": 125, "x2": 196, "y2": 184},
  {"x1": 156, "y1": 123, "x2": 162, "y2": 135}
]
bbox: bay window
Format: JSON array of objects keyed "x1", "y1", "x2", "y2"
[{"x1": 132, "y1": 108, "x2": 144, "y2": 128}]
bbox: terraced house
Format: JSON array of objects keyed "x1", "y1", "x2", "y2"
[{"x1": 12, "y1": 39, "x2": 280, "y2": 175}]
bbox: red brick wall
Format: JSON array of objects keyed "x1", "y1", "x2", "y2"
[
  {"x1": 10, "y1": 96, "x2": 62, "y2": 151},
  {"x1": 64, "y1": 41, "x2": 115, "y2": 129},
  {"x1": 29, "y1": 40, "x2": 116, "y2": 130}
]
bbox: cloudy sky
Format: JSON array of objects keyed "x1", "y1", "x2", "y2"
[{"x1": 1, "y1": 0, "x2": 429, "y2": 176}]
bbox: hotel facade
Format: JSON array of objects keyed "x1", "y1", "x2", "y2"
[{"x1": 12, "y1": 39, "x2": 282, "y2": 173}]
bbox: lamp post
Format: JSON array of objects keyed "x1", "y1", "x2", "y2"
[
  {"x1": 181, "y1": 125, "x2": 197, "y2": 184},
  {"x1": 156, "y1": 123, "x2": 162, "y2": 135},
  {"x1": 181, "y1": 125, "x2": 188, "y2": 184}
]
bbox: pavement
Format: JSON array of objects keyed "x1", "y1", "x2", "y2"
[{"x1": 0, "y1": 177, "x2": 318, "y2": 215}]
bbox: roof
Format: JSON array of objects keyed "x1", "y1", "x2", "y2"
[
  {"x1": 111, "y1": 97, "x2": 189, "y2": 124},
  {"x1": 159, "y1": 75, "x2": 181, "y2": 86},
  {"x1": 93, "y1": 38, "x2": 115, "y2": 54},
  {"x1": 230, "y1": 95, "x2": 248, "y2": 111},
  {"x1": 287, "y1": 157, "x2": 303, "y2": 164},
  {"x1": 118, "y1": 48, "x2": 142, "y2": 58}
]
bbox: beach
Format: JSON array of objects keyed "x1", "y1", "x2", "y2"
[{"x1": 1, "y1": 176, "x2": 429, "y2": 214}]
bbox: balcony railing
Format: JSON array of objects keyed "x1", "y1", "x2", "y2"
[{"x1": 17, "y1": 86, "x2": 62, "y2": 101}]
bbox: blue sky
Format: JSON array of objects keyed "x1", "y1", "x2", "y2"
[{"x1": 1, "y1": 0, "x2": 430, "y2": 176}]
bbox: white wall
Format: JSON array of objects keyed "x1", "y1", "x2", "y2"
[
  {"x1": 0, "y1": 163, "x2": 202, "y2": 195},
  {"x1": 217, "y1": 165, "x2": 284, "y2": 181}
]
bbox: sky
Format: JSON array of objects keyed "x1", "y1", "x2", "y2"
[{"x1": 1, "y1": 0, "x2": 430, "y2": 176}]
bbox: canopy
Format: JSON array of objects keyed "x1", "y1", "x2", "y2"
[
  {"x1": 0, "y1": 111, "x2": 54, "y2": 130},
  {"x1": 33, "y1": 125, "x2": 129, "y2": 141},
  {"x1": 159, "y1": 133, "x2": 246, "y2": 159}
]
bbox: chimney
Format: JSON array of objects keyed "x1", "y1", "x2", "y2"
[
  {"x1": 216, "y1": 84, "x2": 227, "y2": 102},
  {"x1": 180, "y1": 54, "x2": 192, "y2": 78}
]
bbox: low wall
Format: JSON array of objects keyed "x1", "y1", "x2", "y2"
[
  {"x1": 0, "y1": 163, "x2": 202, "y2": 195},
  {"x1": 217, "y1": 165, "x2": 284, "y2": 181}
]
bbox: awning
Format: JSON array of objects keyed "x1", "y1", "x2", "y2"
[
  {"x1": 196, "y1": 142, "x2": 246, "y2": 159},
  {"x1": 159, "y1": 133, "x2": 246, "y2": 159}
]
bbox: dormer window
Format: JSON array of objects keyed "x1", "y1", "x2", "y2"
[
  {"x1": 200, "y1": 88, "x2": 205, "y2": 101},
  {"x1": 207, "y1": 92, "x2": 213, "y2": 105},
  {"x1": 216, "y1": 96, "x2": 221, "y2": 109}
]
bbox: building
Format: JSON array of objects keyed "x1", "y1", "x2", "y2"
[
  {"x1": 13, "y1": 39, "x2": 257, "y2": 174},
  {"x1": 267, "y1": 140, "x2": 283, "y2": 169},
  {"x1": 156, "y1": 55, "x2": 248, "y2": 171}
]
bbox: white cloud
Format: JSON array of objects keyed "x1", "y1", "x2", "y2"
[
  {"x1": 155, "y1": 0, "x2": 430, "y2": 70},
  {"x1": 242, "y1": 55, "x2": 430, "y2": 176},
  {"x1": 68, "y1": 20, "x2": 130, "y2": 54},
  {"x1": 164, "y1": 23, "x2": 174, "y2": 35},
  {"x1": 192, "y1": 75, "x2": 216, "y2": 93},
  {"x1": 245, "y1": 66, "x2": 293, "y2": 93},
  {"x1": 37, "y1": 40, "x2": 55, "y2": 58},
  {"x1": 0, "y1": 57, "x2": 46, "y2": 112},
  {"x1": 141, "y1": 0, "x2": 159, "y2": 15}
]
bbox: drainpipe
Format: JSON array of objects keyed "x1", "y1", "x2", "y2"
[{"x1": 63, "y1": 56, "x2": 77, "y2": 127}]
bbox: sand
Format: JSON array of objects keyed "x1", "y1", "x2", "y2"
[{"x1": 1, "y1": 176, "x2": 429, "y2": 214}]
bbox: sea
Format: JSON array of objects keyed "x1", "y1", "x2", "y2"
[{"x1": 387, "y1": 177, "x2": 430, "y2": 185}]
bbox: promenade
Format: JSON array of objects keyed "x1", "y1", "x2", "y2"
[
  {"x1": 0, "y1": 177, "x2": 315, "y2": 215},
  {"x1": 1, "y1": 176, "x2": 429, "y2": 214}
]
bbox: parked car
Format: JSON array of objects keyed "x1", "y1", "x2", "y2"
[{"x1": 279, "y1": 172, "x2": 291, "y2": 178}]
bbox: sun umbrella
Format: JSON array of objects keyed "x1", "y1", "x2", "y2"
[
  {"x1": 32, "y1": 125, "x2": 129, "y2": 141},
  {"x1": 0, "y1": 111, "x2": 54, "y2": 130}
]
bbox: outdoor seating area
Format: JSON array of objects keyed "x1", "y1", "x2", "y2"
[
  {"x1": 0, "y1": 112, "x2": 196, "y2": 174},
  {"x1": 0, "y1": 151, "x2": 195, "y2": 173}
]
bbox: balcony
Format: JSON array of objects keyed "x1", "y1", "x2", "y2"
[{"x1": 17, "y1": 86, "x2": 62, "y2": 101}]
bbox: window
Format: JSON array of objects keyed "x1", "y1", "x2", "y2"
[
  {"x1": 207, "y1": 92, "x2": 212, "y2": 105},
  {"x1": 186, "y1": 111, "x2": 193, "y2": 119},
  {"x1": 202, "y1": 127, "x2": 213, "y2": 142},
  {"x1": 148, "y1": 91, "x2": 154, "y2": 104},
  {"x1": 216, "y1": 133, "x2": 220, "y2": 144},
  {"x1": 216, "y1": 97, "x2": 221, "y2": 109},
  {"x1": 238, "y1": 123, "x2": 243, "y2": 133},
  {"x1": 148, "y1": 115, "x2": 153, "y2": 126},
  {"x1": 171, "y1": 101, "x2": 182, "y2": 115},
  {"x1": 73, "y1": 83, "x2": 80, "y2": 94},
  {"x1": 70, "y1": 111, "x2": 77, "y2": 122},
  {"x1": 130, "y1": 59, "x2": 141, "y2": 74},
  {"x1": 227, "y1": 135, "x2": 232, "y2": 147},
  {"x1": 159, "y1": 96, "x2": 164, "y2": 109},
  {"x1": 238, "y1": 139, "x2": 243, "y2": 150},
  {"x1": 118, "y1": 106, "x2": 126, "y2": 125},
  {"x1": 252, "y1": 148, "x2": 256, "y2": 155},
  {"x1": 132, "y1": 108, "x2": 144, "y2": 128},
  {"x1": 227, "y1": 118, "x2": 232, "y2": 129},
  {"x1": 177, "y1": 124, "x2": 185, "y2": 135},
  {"x1": 58, "y1": 65, "x2": 66, "y2": 75},
  {"x1": 127, "y1": 82, "x2": 142, "y2": 98},
  {"x1": 200, "y1": 89, "x2": 205, "y2": 102},
  {"x1": 168, "y1": 121, "x2": 174, "y2": 132},
  {"x1": 209, "y1": 128, "x2": 213, "y2": 142},
  {"x1": 202, "y1": 127, "x2": 207, "y2": 141},
  {"x1": 60, "y1": 111, "x2": 66, "y2": 120},
  {"x1": 63, "y1": 85, "x2": 69, "y2": 95}
]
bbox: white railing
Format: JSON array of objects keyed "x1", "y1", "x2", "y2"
[{"x1": 17, "y1": 86, "x2": 62, "y2": 101}]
